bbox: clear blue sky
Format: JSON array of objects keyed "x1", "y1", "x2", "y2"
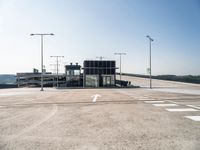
[{"x1": 0, "y1": 0, "x2": 200, "y2": 75}]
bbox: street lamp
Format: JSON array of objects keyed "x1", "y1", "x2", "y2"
[
  {"x1": 114, "y1": 52, "x2": 126, "y2": 83},
  {"x1": 30, "y1": 33, "x2": 54, "y2": 91},
  {"x1": 50, "y1": 56, "x2": 64, "y2": 88},
  {"x1": 146, "y1": 35, "x2": 154, "y2": 89},
  {"x1": 96, "y1": 56, "x2": 105, "y2": 61}
]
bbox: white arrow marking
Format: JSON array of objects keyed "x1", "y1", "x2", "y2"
[{"x1": 91, "y1": 94, "x2": 101, "y2": 102}]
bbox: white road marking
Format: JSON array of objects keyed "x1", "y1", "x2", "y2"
[
  {"x1": 186, "y1": 105, "x2": 200, "y2": 110},
  {"x1": 0, "y1": 92, "x2": 31, "y2": 97},
  {"x1": 185, "y1": 116, "x2": 200, "y2": 121},
  {"x1": 139, "y1": 98, "x2": 155, "y2": 101},
  {"x1": 167, "y1": 101, "x2": 200, "y2": 111},
  {"x1": 6, "y1": 104, "x2": 58, "y2": 141},
  {"x1": 167, "y1": 100, "x2": 179, "y2": 104},
  {"x1": 153, "y1": 104, "x2": 178, "y2": 107},
  {"x1": 91, "y1": 94, "x2": 101, "y2": 102},
  {"x1": 166, "y1": 108, "x2": 198, "y2": 112},
  {"x1": 145, "y1": 101, "x2": 164, "y2": 103}
]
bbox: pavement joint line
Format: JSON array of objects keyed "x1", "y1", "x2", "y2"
[
  {"x1": 166, "y1": 108, "x2": 199, "y2": 112},
  {"x1": 144, "y1": 101, "x2": 165, "y2": 103},
  {"x1": 184, "y1": 116, "x2": 200, "y2": 121},
  {"x1": 152, "y1": 104, "x2": 178, "y2": 107}
]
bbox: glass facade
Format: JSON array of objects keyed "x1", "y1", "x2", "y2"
[
  {"x1": 83, "y1": 60, "x2": 116, "y2": 87},
  {"x1": 85, "y1": 75, "x2": 99, "y2": 87}
]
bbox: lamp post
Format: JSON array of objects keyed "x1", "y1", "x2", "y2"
[
  {"x1": 50, "y1": 56, "x2": 64, "y2": 88},
  {"x1": 146, "y1": 35, "x2": 154, "y2": 89},
  {"x1": 114, "y1": 52, "x2": 126, "y2": 83},
  {"x1": 50, "y1": 64, "x2": 60, "y2": 74},
  {"x1": 30, "y1": 33, "x2": 54, "y2": 91},
  {"x1": 96, "y1": 56, "x2": 105, "y2": 61}
]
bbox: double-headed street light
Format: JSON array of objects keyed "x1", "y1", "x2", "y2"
[
  {"x1": 114, "y1": 52, "x2": 126, "y2": 83},
  {"x1": 96, "y1": 56, "x2": 105, "y2": 61},
  {"x1": 30, "y1": 33, "x2": 54, "y2": 91},
  {"x1": 50, "y1": 56, "x2": 64, "y2": 88},
  {"x1": 146, "y1": 35, "x2": 154, "y2": 89}
]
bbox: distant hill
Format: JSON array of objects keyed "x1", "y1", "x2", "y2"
[{"x1": 0, "y1": 74, "x2": 16, "y2": 84}]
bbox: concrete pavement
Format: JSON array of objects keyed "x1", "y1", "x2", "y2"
[{"x1": 0, "y1": 77, "x2": 200, "y2": 149}]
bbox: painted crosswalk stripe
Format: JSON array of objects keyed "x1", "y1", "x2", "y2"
[
  {"x1": 166, "y1": 108, "x2": 198, "y2": 112},
  {"x1": 145, "y1": 101, "x2": 165, "y2": 103},
  {"x1": 185, "y1": 116, "x2": 200, "y2": 121},
  {"x1": 153, "y1": 104, "x2": 178, "y2": 107}
]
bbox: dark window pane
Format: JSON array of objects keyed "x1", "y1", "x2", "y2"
[
  {"x1": 99, "y1": 61, "x2": 102, "y2": 67},
  {"x1": 107, "y1": 69, "x2": 111, "y2": 74},
  {"x1": 85, "y1": 69, "x2": 89, "y2": 74},
  {"x1": 91, "y1": 61, "x2": 94, "y2": 67},
  {"x1": 85, "y1": 61, "x2": 89, "y2": 67},
  {"x1": 99, "y1": 69, "x2": 102, "y2": 74},
  {"x1": 94, "y1": 69, "x2": 98, "y2": 74},
  {"x1": 102, "y1": 69, "x2": 106, "y2": 74},
  {"x1": 102, "y1": 61, "x2": 106, "y2": 67},
  {"x1": 95, "y1": 61, "x2": 98, "y2": 67},
  {"x1": 111, "y1": 69, "x2": 115, "y2": 74},
  {"x1": 111, "y1": 61, "x2": 115, "y2": 67},
  {"x1": 107, "y1": 61, "x2": 110, "y2": 67},
  {"x1": 92, "y1": 69, "x2": 95, "y2": 74},
  {"x1": 89, "y1": 61, "x2": 91, "y2": 67}
]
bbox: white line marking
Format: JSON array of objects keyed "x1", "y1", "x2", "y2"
[
  {"x1": 145, "y1": 101, "x2": 164, "y2": 103},
  {"x1": 187, "y1": 105, "x2": 200, "y2": 110},
  {"x1": 166, "y1": 108, "x2": 198, "y2": 112},
  {"x1": 91, "y1": 94, "x2": 101, "y2": 102},
  {"x1": 6, "y1": 104, "x2": 57, "y2": 141},
  {"x1": 185, "y1": 116, "x2": 200, "y2": 121},
  {"x1": 153, "y1": 104, "x2": 178, "y2": 107},
  {"x1": 139, "y1": 98, "x2": 155, "y2": 101},
  {"x1": 167, "y1": 100, "x2": 179, "y2": 104},
  {"x1": 167, "y1": 101, "x2": 200, "y2": 110}
]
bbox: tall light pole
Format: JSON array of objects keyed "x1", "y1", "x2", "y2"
[
  {"x1": 50, "y1": 64, "x2": 60, "y2": 74},
  {"x1": 146, "y1": 35, "x2": 154, "y2": 89},
  {"x1": 50, "y1": 56, "x2": 64, "y2": 88},
  {"x1": 30, "y1": 33, "x2": 54, "y2": 91},
  {"x1": 114, "y1": 52, "x2": 126, "y2": 82},
  {"x1": 96, "y1": 56, "x2": 105, "y2": 60}
]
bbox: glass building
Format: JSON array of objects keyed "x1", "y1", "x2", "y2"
[{"x1": 83, "y1": 60, "x2": 116, "y2": 87}]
